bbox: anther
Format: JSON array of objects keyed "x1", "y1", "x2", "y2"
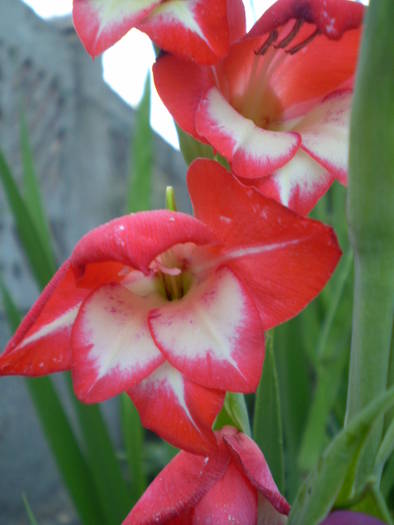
[
  {"x1": 286, "y1": 27, "x2": 321, "y2": 55},
  {"x1": 274, "y1": 19, "x2": 304, "y2": 49},
  {"x1": 255, "y1": 30, "x2": 278, "y2": 55}
]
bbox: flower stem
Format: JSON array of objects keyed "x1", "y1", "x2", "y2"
[
  {"x1": 166, "y1": 185, "x2": 177, "y2": 211},
  {"x1": 345, "y1": 0, "x2": 394, "y2": 491}
]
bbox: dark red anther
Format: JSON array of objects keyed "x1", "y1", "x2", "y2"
[
  {"x1": 255, "y1": 29, "x2": 278, "y2": 55},
  {"x1": 274, "y1": 19, "x2": 304, "y2": 49},
  {"x1": 286, "y1": 26, "x2": 321, "y2": 54}
]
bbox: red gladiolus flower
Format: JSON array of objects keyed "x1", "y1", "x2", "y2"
[
  {"x1": 0, "y1": 159, "x2": 340, "y2": 454},
  {"x1": 72, "y1": 0, "x2": 246, "y2": 64},
  {"x1": 154, "y1": 0, "x2": 364, "y2": 214},
  {"x1": 124, "y1": 426, "x2": 290, "y2": 525}
]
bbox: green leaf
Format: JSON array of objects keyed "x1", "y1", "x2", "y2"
[
  {"x1": 275, "y1": 318, "x2": 312, "y2": 501},
  {"x1": 288, "y1": 387, "x2": 394, "y2": 525},
  {"x1": 381, "y1": 452, "x2": 394, "y2": 502},
  {"x1": 0, "y1": 276, "x2": 22, "y2": 330},
  {"x1": 27, "y1": 377, "x2": 107, "y2": 524},
  {"x1": 127, "y1": 74, "x2": 152, "y2": 213},
  {"x1": 65, "y1": 375, "x2": 131, "y2": 525},
  {"x1": 298, "y1": 251, "x2": 353, "y2": 471},
  {"x1": 348, "y1": 484, "x2": 394, "y2": 525},
  {"x1": 22, "y1": 494, "x2": 39, "y2": 525},
  {"x1": 0, "y1": 280, "x2": 107, "y2": 524},
  {"x1": 19, "y1": 111, "x2": 56, "y2": 269},
  {"x1": 376, "y1": 417, "x2": 394, "y2": 471},
  {"x1": 253, "y1": 331, "x2": 284, "y2": 492},
  {"x1": 121, "y1": 394, "x2": 147, "y2": 503},
  {"x1": 0, "y1": 150, "x2": 55, "y2": 288}
]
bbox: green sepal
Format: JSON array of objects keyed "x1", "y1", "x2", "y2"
[
  {"x1": 214, "y1": 392, "x2": 251, "y2": 436},
  {"x1": 176, "y1": 125, "x2": 229, "y2": 169}
]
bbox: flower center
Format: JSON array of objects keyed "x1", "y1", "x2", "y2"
[
  {"x1": 222, "y1": 19, "x2": 321, "y2": 131},
  {"x1": 159, "y1": 269, "x2": 192, "y2": 301},
  {"x1": 151, "y1": 243, "x2": 196, "y2": 302}
]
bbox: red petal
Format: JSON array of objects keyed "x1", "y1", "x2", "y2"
[
  {"x1": 73, "y1": 0, "x2": 160, "y2": 58},
  {"x1": 227, "y1": 0, "x2": 246, "y2": 44},
  {"x1": 193, "y1": 463, "x2": 257, "y2": 524},
  {"x1": 255, "y1": 150, "x2": 335, "y2": 215},
  {"x1": 257, "y1": 495, "x2": 289, "y2": 525},
  {"x1": 297, "y1": 90, "x2": 352, "y2": 184},
  {"x1": 188, "y1": 159, "x2": 341, "y2": 329},
  {"x1": 149, "y1": 266, "x2": 264, "y2": 393},
  {"x1": 128, "y1": 363, "x2": 225, "y2": 455},
  {"x1": 196, "y1": 87, "x2": 300, "y2": 178},
  {"x1": 0, "y1": 259, "x2": 130, "y2": 376},
  {"x1": 71, "y1": 211, "x2": 214, "y2": 276},
  {"x1": 71, "y1": 283, "x2": 165, "y2": 403},
  {"x1": 249, "y1": 0, "x2": 364, "y2": 41},
  {"x1": 246, "y1": 1, "x2": 363, "y2": 112},
  {"x1": 123, "y1": 447, "x2": 229, "y2": 525},
  {"x1": 140, "y1": 0, "x2": 232, "y2": 65},
  {"x1": 0, "y1": 262, "x2": 81, "y2": 376},
  {"x1": 222, "y1": 428, "x2": 290, "y2": 515},
  {"x1": 153, "y1": 54, "x2": 214, "y2": 139}
]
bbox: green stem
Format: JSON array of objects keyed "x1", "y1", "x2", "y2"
[
  {"x1": 165, "y1": 186, "x2": 177, "y2": 211},
  {"x1": 345, "y1": 0, "x2": 394, "y2": 490}
]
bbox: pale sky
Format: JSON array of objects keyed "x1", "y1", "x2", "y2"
[{"x1": 21, "y1": 0, "x2": 277, "y2": 149}]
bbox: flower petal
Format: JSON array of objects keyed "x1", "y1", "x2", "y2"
[
  {"x1": 0, "y1": 259, "x2": 132, "y2": 376},
  {"x1": 257, "y1": 495, "x2": 288, "y2": 525},
  {"x1": 128, "y1": 363, "x2": 224, "y2": 454},
  {"x1": 0, "y1": 261, "x2": 83, "y2": 376},
  {"x1": 149, "y1": 266, "x2": 264, "y2": 393},
  {"x1": 71, "y1": 282, "x2": 164, "y2": 403},
  {"x1": 71, "y1": 211, "x2": 214, "y2": 276},
  {"x1": 297, "y1": 90, "x2": 352, "y2": 184},
  {"x1": 73, "y1": 0, "x2": 160, "y2": 58},
  {"x1": 188, "y1": 159, "x2": 341, "y2": 329},
  {"x1": 196, "y1": 87, "x2": 300, "y2": 178},
  {"x1": 255, "y1": 149, "x2": 335, "y2": 215},
  {"x1": 247, "y1": 1, "x2": 363, "y2": 113},
  {"x1": 123, "y1": 447, "x2": 229, "y2": 525},
  {"x1": 249, "y1": 0, "x2": 364, "y2": 41},
  {"x1": 139, "y1": 0, "x2": 234, "y2": 65},
  {"x1": 227, "y1": 0, "x2": 247, "y2": 44},
  {"x1": 193, "y1": 463, "x2": 257, "y2": 525},
  {"x1": 222, "y1": 428, "x2": 290, "y2": 515},
  {"x1": 153, "y1": 54, "x2": 214, "y2": 139}
]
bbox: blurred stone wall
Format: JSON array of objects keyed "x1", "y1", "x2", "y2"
[{"x1": 0, "y1": 1, "x2": 188, "y2": 523}]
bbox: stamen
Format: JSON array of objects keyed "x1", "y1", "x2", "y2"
[
  {"x1": 286, "y1": 27, "x2": 321, "y2": 55},
  {"x1": 274, "y1": 19, "x2": 304, "y2": 49},
  {"x1": 255, "y1": 30, "x2": 278, "y2": 56}
]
